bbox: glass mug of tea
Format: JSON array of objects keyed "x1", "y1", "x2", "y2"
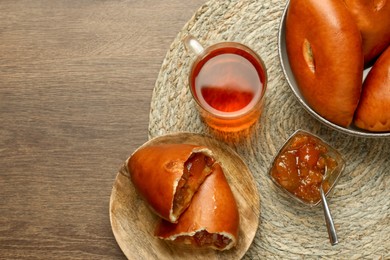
[{"x1": 184, "y1": 35, "x2": 267, "y2": 132}]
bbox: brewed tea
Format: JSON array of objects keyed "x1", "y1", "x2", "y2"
[
  {"x1": 192, "y1": 47, "x2": 264, "y2": 116},
  {"x1": 186, "y1": 38, "x2": 267, "y2": 132}
]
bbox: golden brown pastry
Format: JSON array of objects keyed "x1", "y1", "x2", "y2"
[
  {"x1": 354, "y1": 46, "x2": 390, "y2": 132},
  {"x1": 343, "y1": 0, "x2": 390, "y2": 66},
  {"x1": 286, "y1": 0, "x2": 364, "y2": 127},
  {"x1": 128, "y1": 144, "x2": 215, "y2": 223},
  {"x1": 154, "y1": 163, "x2": 239, "y2": 251}
]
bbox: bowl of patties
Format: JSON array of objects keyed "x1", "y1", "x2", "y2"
[{"x1": 278, "y1": 0, "x2": 390, "y2": 137}]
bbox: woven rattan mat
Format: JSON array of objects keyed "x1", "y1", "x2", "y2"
[{"x1": 148, "y1": 0, "x2": 390, "y2": 258}]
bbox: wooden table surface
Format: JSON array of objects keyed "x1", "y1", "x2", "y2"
[{"x1": 0, "y1": 1, "x2": 205, "y2": 259}]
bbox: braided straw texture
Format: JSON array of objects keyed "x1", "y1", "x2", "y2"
[{"x1": 149, "y1": 0, "x2": 390, "y2": 258}]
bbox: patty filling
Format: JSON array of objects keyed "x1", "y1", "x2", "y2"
[
  {"x1": 175, "y1": 230, "x2": 233, "y2": 250},
  {"x1": 172, "y1": 153, "x2": 215, "y2": 219}
]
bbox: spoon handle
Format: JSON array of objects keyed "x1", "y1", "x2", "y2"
[{"x1": 320, "y1": 187, "x2": 339, "y2": 246}]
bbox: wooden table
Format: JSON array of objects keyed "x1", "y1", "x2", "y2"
[{"x1": 0, "y1": 1, "x2": 204, "y2": 258}]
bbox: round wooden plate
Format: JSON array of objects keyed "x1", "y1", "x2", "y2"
[{"x1": 109, "y1": 132, "x2": 260, "y2": 259}]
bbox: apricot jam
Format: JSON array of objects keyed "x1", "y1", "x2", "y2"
[{"x1": 271, "y1": 132, "x2": 338, "y2": 204}]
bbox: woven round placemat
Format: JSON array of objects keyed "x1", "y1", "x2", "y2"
[{"x1": 148, "y1": 0, "x2": 390, "y2": 258}]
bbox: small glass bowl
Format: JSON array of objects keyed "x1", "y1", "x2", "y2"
[{"x1": 269, "y1": 129, "x2": 345, "y2": 207}]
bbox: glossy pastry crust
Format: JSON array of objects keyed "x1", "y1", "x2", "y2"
[
  {"x1": 343, "y1": 0, "x2": 390, "y2": 66},
  {"x1": 354, "y1": 46, "x2": 390, "y2": 132},
  {"x1": 286, "y1": 0, "x2": 363, "y2": 127},
  {"x1": 128, "y1": 144, "x2": 215, "y2": 223},
  {"x1": 154, "y1": 163, "x2": 239, "y2": 251}
]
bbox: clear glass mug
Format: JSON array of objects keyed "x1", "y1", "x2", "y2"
[{"x1": 184, "y1": 35, "x2": 268, "y2": 132}]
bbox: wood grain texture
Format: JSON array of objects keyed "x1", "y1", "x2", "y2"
[
  {"x1": 110, "y1": 133, "x2": 260, "y2": 259},
  {"x1": 0, "y1": 0, "x2": 205, "y2": 259}
]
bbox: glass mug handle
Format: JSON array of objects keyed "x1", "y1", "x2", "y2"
[{"x1": 184, "y1": 35, "x2": 205, "y2": 56}]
